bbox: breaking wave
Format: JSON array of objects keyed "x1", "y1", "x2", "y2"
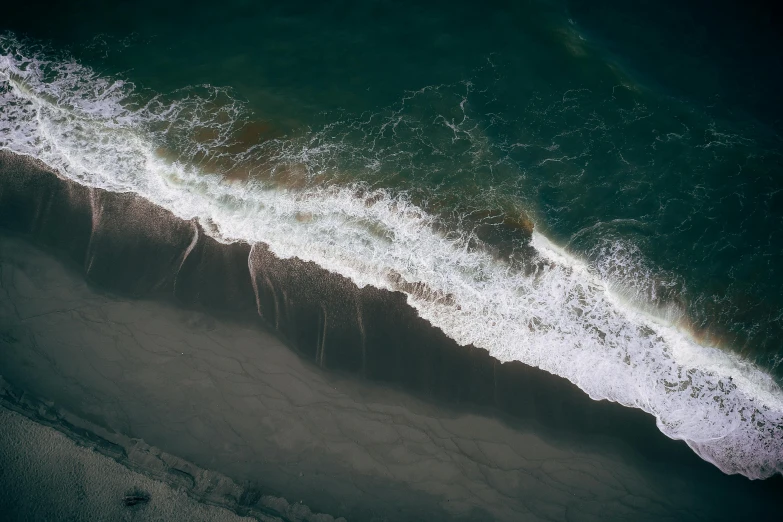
[{"x1": 1, "y1": 34, "x2": 781, "y2": 479}]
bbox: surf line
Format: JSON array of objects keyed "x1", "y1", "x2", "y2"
[{"x1": 1, "y1": 45, "x2": 782, "y2": 479}]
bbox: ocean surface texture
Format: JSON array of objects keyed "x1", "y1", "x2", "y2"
[{"x1": 1, "y1": 1, "x2": 782, "y2": 519}]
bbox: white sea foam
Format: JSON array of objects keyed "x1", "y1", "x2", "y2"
[{"x1": 1, "y1": 36, "x2": 781, "y2": 479}]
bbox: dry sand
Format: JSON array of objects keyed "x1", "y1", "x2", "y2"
[{"x1": 0, "y1": 406, "x2": 266, "y2": 522}]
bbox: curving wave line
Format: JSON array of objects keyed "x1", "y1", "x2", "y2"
[{"x1": 1, "y1": 36, "x2": 781, "y2": 479}]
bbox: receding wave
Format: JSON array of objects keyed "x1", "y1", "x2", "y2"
[{"x1": 1, "y1": 35, "x2": 781, "y2": 479}]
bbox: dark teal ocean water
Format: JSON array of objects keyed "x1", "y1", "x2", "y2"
[{"x1": 2, "y1": 0, "x2": 782, "y2": 479}]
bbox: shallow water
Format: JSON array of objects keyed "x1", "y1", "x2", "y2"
[{"x1": 1, "y1": 0, "x2": 782, "y2": 482}]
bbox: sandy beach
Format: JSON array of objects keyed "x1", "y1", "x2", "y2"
[
  {"x1": 0, "y1": 405, "x2": 276, "y2": 522},
  {"x1": 1, "y1": 151, "x2": 781, "y2": 520}
]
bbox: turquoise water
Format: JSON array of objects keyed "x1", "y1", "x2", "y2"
[{"x1": 2, "y1": 0, "x2": 782, "y2": 478}]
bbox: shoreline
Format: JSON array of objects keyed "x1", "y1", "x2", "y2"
[
  {"x1": 1, "y1": 150, "x2": 782, "y2": 520},
  {"x1": 0, "y1": 149, "x2": 697, "y2": 463}
]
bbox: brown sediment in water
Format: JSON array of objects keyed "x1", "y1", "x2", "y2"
[
  {"x1": 271, "y1": 162, "x2": 311, "y2": 190},
  {"x1": 156, "y1": 119, "x2": 286, "y2": 182},
  {"x1": 503, "y1": 211, "x2": 536, "y2": 234},
  {"x1": 224, "y1": 120, "x2": 281, "y2": 153},
  {"x1": 192, "y1": 126, "x2": 222, "y2": 144}
]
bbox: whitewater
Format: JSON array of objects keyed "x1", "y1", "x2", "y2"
[{"x1": 1, "y1": 36, "x2": 781, "y2": 479}]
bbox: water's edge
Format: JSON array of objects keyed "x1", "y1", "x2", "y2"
[{"x1": 0, "y1": 149, "x2": 680, "y2": 456}]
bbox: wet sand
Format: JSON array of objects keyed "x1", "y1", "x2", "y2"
[{"x1": 0, "y1": 151, "x2": 781, "y2": 520}]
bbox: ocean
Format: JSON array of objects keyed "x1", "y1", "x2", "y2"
[{"x1": 1, "y1": 1, "x2": 782, "y2": 520}]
